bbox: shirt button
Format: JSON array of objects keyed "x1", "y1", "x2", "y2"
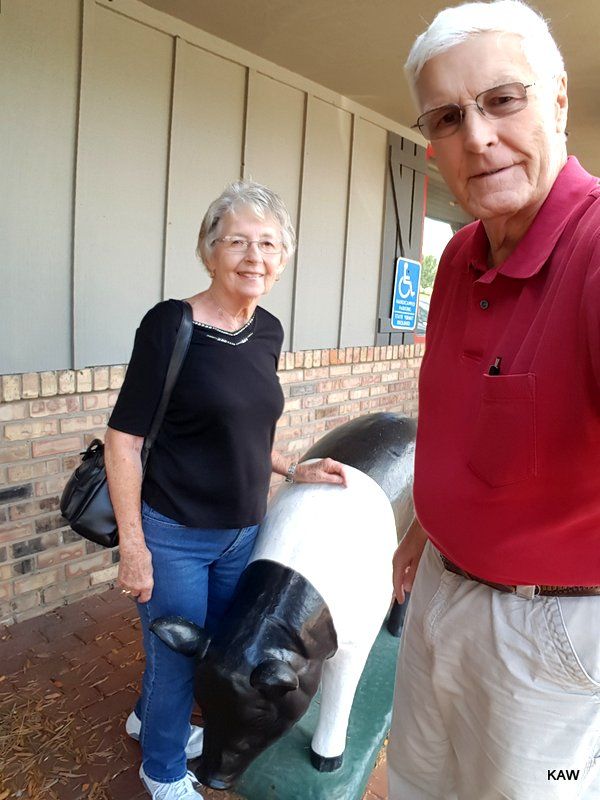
[{"x1": 479, "y1": 299, "x2": 489, "y2": 310}]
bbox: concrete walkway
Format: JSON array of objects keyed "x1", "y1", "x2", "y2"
[{"x1": 0, "y1": 588, "x2": 388, "y2": 800}]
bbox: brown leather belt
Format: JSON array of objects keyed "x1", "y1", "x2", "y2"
[{"x1": 440, "y1": 555, "x2": 600, "y2": 598}]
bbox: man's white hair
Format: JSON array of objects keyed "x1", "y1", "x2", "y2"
[{"x1": 405, "y1": 0, "x2": 564, "y2": 97}]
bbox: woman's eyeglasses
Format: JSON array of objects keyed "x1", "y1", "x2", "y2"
[{"x1": 214, "y1": 237, "x2": 283, "y2": 255}]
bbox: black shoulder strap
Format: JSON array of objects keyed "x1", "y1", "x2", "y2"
[{"x1": 141, "y1": 301, "x2": 193, "y2": 471}]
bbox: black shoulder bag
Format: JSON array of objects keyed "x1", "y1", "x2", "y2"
[{"x1": 60, "y1": 301, "x2": 194, "y2": 548}]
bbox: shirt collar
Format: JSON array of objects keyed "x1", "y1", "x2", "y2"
[{"x1": 466, "y1": 157, "x2": 599, "y2": 283}]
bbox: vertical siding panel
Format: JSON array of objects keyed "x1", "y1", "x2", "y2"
[
  {"x1": 163, "y1": 42, "x2": 246, "y2": 300},
  {"x1": 293, "y1": 97, "x2": 352, "y2": 350},
  {"x1": 244, "y1": 72, "x2": 305, "y2": 349},
  {"x1": 340, "y1": 118, "x2": 387, "y2": 347},
  {"x1": 73, "y1": 5, "x2": 173, "y2": 368},
  {"x1": 377, "y1": 148, "x2": 397, "y2": 345},
  {"x1": 0, "y1": 0, "x2": 80, "y2": 373}
]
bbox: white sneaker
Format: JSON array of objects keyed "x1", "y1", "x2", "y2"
[
  {"x1": 139, "y1": 764, "x2": 203, "y2": 799},
  {"x1": 126, "y1": 711, "x2": 204, "y2": 759}
]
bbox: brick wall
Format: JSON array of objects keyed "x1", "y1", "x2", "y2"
[{"x1": 0, "y1": 344, "x2": 423, "y2": 624}]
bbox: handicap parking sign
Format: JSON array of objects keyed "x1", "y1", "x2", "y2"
[{"x1": 391, "y1": 257, "x2": 421, "y2": 331}]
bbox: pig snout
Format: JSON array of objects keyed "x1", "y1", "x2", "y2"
[{"x1": 194, "y1": 656, "x2": 317, "y2": 788}]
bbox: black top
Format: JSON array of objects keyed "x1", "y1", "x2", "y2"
[{"x1": 108, "y1": 300, "x2": 285, "y2": 528}]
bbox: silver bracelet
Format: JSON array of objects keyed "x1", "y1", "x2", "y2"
[{"x1": 285, "y1": 461, "x2": 298, "y2": 483}]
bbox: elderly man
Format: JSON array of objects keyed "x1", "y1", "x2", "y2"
[{"x1": 389, "y1": 2, "x2": 600, "y2": 799}]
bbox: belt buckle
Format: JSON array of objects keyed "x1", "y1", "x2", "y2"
[{"x1": 515, "y1": 584, "x2": 539, "y2": 600}]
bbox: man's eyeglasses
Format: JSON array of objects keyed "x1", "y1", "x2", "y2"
[
  {"x1": 214, "y1": 237, "x2": 283, "y2": 255},
  {"x1": 412, "y1": 82, "x2": 534, "y2": 141}
]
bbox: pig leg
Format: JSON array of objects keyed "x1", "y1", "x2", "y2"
[
  {"x1": 310, "y1": 646, "x2": 370, "y2": 771},
  {"x1": 386, "y1": 597, "x2": 410, "y2": 638}
]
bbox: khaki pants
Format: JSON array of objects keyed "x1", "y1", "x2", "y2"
[{"x1": 388, "y1": 543, "x2": 600, "y2": 800}]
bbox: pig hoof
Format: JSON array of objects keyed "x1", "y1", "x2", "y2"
[
  {"x1": 310, "y1": 748, "x2": 343, "y2": 772},
  {"x1": 204, "y1": 778, "x2": 230, "y2": 790},
  {"x1": 386, "y1": 596, "x2": 410, "y2": 637}
]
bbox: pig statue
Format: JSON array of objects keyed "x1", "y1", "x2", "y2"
[{"x1": 151, "y1": 411, "x2": 416, "y2": 790}]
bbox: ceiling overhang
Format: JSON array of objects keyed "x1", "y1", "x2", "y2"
[{"x1": 139, "y1": 0, "x2": 600, "y2": 178}]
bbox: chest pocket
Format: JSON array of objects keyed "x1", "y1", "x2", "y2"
[{"x1": 468, "y1": 373, "x2": 537, "y2": 487}]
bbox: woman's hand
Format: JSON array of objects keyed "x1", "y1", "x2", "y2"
[
  {"x1": 392, "y1": 518, "x2": 428, "y2": 604},
  {"x1": 293, "y1": 458, "x2": 347, "y2": 487},
  {"x1": 118, "y1": 542, "x2": 154, "y2": 603}
]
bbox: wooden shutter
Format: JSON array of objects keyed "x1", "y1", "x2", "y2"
[{"x1": 377, "y1": 133, "x2": 427, "y2": 345}]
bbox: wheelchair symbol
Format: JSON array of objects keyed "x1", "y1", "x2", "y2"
[{"x1": 398, "y1": 263, "x2": 416, "y2": 299}]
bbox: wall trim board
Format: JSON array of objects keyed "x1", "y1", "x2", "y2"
[
  {"x1": 160, "y1": 34, "x2": 180, "y2": 300},
  {"x1": 289, "y1": 89, "x2": 309, "y2": 353},
  {"x1": 72, "y1": 0, "x2": 98, "y2": 369},
  {"x1": 337, "y1": 113, "x2": 356, "y2": 349}
]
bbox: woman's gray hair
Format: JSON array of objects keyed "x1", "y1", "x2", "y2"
[
  {"x1": 405, "y1": 0, "x2": 564, "y2": 99},
  {"x1": 196, "y1": 180, "x2": 296, "y2": 267}
]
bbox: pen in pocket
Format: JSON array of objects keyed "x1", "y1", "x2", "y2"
[{"x1": 488, "y1": 356, "x2": 502, "y2": 376}]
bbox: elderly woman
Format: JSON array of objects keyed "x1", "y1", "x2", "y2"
[
  {"x1": 390, "y1": 1, "x2": 600, "y2": 799},
  {"x1": 105, "y1": 181, "x2": 346, "y2": 800}
]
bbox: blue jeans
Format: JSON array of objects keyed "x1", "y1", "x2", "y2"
[{"x1": 135, "y1": 501, "x2": 259, "y2": 782}]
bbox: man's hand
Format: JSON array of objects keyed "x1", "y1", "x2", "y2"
[{"x1": 393, "y1": 518, "x2": 428, "y2": 604}]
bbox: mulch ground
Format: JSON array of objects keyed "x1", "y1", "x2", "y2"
[{"x1": 0, "y1": 588, "x2": 386, "y2": 800}]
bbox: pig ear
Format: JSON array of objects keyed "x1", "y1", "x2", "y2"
[
  {"x1": 250, "y1": 658, "x2": 299, "y2": 697},
  {"x1": 150, "y1": 615, "x2": 210, "y2": 658}
]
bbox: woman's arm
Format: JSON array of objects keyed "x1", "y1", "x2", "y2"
[
  {"x1": 392, "y1": 517, "x2": 428, "y2": 604},
  {"x1": 104, "y1": 427, "x2": 154, "y2": 602},
  {"x1": 271, "y1": 452, "x2": 347, "y2": 486}
]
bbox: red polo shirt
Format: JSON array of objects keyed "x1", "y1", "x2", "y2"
[{"x1": 414, "y1": 157, "x2": 600, "y2": 585}]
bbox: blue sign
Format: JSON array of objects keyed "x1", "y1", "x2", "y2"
[{"x1": 391, "y1": 257, "x2": 421, "y2": 331}]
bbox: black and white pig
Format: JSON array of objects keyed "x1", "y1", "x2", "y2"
[{"x1": 151, "y1": 411, "x2": 416, "y2": 790}]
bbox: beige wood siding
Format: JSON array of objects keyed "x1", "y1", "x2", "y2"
[
  {"x1": 293, "y1": 98, "x2": 352, "y2": 350},
  {"x1": 243, "y1": 72, "x2": 306, "y2": 350},
  {"x1": 0, "y1": 0, "x2": 80, "y2": 373},
  {"x1": 340, "y1": 119, "x2": 387, "y2": 347},
  {"x1": 74, "y1": 4, "x2": 173, "y2": 367},
  {"x1": 1, "y1": 0, "x2": 424, "y2": 373},
  {"x1": 164, "y1": 40, "x2": 247, "y2": 301}
]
